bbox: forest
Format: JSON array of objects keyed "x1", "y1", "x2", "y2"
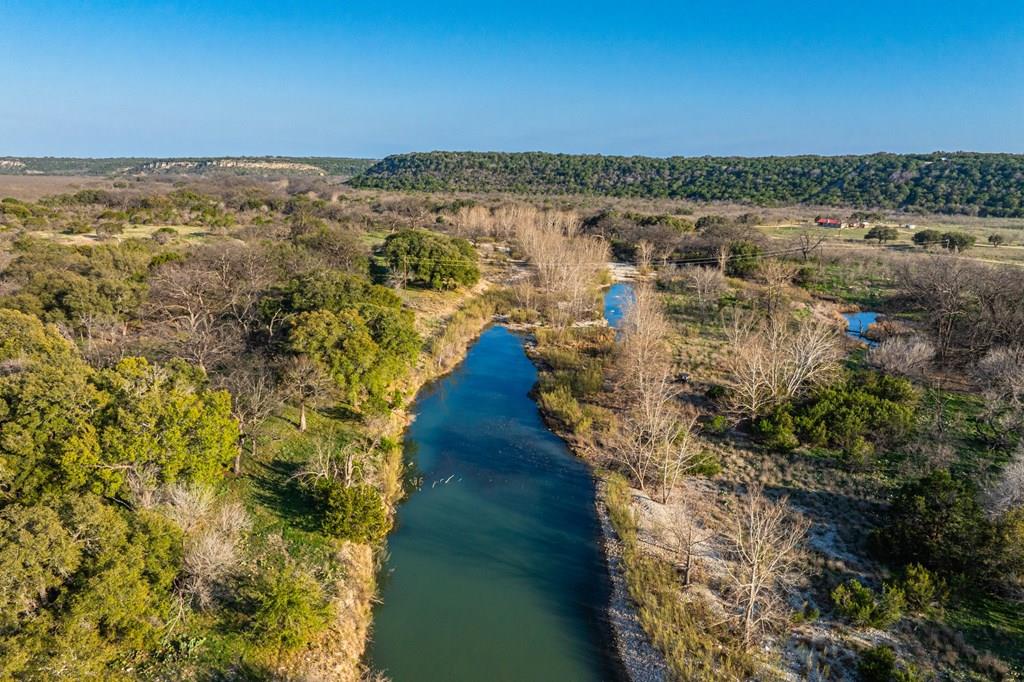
[{"x1": 351, "y1": 151, "x2": 1024, "y2": 216}]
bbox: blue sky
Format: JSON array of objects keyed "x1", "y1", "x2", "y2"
[{"x1": 1, "y1": 0, "x2": 1022, "y2": 157}]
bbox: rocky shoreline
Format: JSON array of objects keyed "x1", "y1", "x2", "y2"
[{"x1": 595, "y1": 480, "x2": 669, "y2": 682}]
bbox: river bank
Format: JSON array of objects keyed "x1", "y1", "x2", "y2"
[
  {"x1": 522, "y1": 281, "x2": 671, "y2": 682},
  {"x1": 287, "y1": 283, "x2": 499, "y2": 681}
]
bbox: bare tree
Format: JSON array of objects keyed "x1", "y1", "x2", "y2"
[
  {"x1": 793, "y1": 233, "x2": 825, "y2": 262},
  {"x1": 684, "y1": 266, "x2": 727, "y2": 316},
  {"x1": 168, "y1": 492, "x2": 251, "y2": 610},
  {"x1": 724, "y1": 485, "x2": 809, "y2": 648},
  {"x1": 975, "y1": 346, "x2": 1024, "y2": 446},
  {"x1": 899, "y1": 256, "x2": 976, "y2": 365},
  {"x1": 664, "y1": 486, "x2": 716, "y2": 587},
  {"x1": 635, "y1": 240, "x2": 654, "y2": 274},
  {"x1": 988, "y1": 443, "x2": 1024, "y2": 516},
  {"x1": 283, "y1": 355, "x2": 335, "y2": 432},
  {"x1": 203, "y1": 243, "x2": 276, "y2": 338},
  {"x1": 755, "y1": 259, "x2": 798, "y2": 314},
  {"x1": 609, "y1": 397, "x2": 701, "y2": 502},
  {"x1": 609, "y1": 286, "x2": 702, "y2": 501},
  {"x1": 147, "y1": 259, "x2": 243, "y2": 371},
  {"x1": 290, "y1": 434, "x2": 365, "y2": 489},
  {"x1": 217, "y1": 356, "x2": 284, "y2": 474},
  {"x1": 721, "y1": 312, "x2": 841, "y2": 418},
  {"x1": 513, "y1": 208, "x2": 609, "y2": 323}
]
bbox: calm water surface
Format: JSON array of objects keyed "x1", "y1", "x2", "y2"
[
  {"x1": 369, "y1": 326, "x2": 621, "y2": 681},
  {"x1": 603, "y1": 282, "x2": 635, "y2": 330},
  {"x1": 842, "y1": 310, "x2": 880, "y2": 346}
]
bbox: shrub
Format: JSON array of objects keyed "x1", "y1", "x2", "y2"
[
  {"x1": 832, "y1": 578, "x2": 904, "y2": 628},
  {"x1": 754, "y1": 407, "x2": 799, "y2": 452},
  {"x1": 320, "y1": 483, "x2": 391, "y2": 543},
  {"x1": 870, "y1": 469, "x2": 992, "y2": 577},
  {"x1": 858, "y1": 645, "x2": 924, "y2": 682},
  {"x1": 538, "y1": 385, "x2": 591, "y2": 434},
  {"x1": 899, "y1": 563, "x2": 946, "y2": 614},
  {"x1": 702, "y1": 414, "x2": 730, "y2": 436},
  {"x1": 567, "y1": 360, "x2": 604, "y2": 398},
  {"x1": 151, "y1": 227, "x2": 177, "y2": 244},
  {"x1": 95, "y1": 221, "x2": 124, "y2": 239},
  {"x1": 767, "y1": 370, "x2": 918, "y2": 460},
  {"x1": 250, "y1": 563, "x2": 332, "y2": 661}
]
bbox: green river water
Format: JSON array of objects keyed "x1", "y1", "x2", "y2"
[{"x1": 369, "y1": 317, "x2": 627, "y2": 680}]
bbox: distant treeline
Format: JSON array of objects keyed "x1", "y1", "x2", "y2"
[
  {"x1": 0, "y1": 156, "x2": 377, "y2": 177},
  {"x1": 351, "y1": 151, "x2": 1024, "y2": 216}
]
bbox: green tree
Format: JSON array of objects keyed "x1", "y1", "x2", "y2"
[
  {"x1": 912, "y1": 229, "x2": 943, "y2": 248},
  {"x1": 382, "y1": 229, "x2": 480, "y2": 290},
  {"x1": 250, "y1": 562, "x2": 332, "y2": 664},
  {"x1": 91, "y1": 357, "x2": 239, "y2": 495},
  {"x1": 864, "y1": 226, "x2": 898, "y2": 244},
  {"x1": 870, "y1": 469, "x2": 992, "y2": 576},
  {"x1": 941, "y1": 231, "x2": 976, "y2": 252},
  {"x1": 320, "y1": 482, "x2": 392, "y2": 542},
  {"x1": 283, "y1": 275, "x2": 420, "y2": 411},
  {"x1": 0, "y1": 504, "x2": 81, "y2": 630},
  {"x1": 0, "y1": 309, "x2": 102, "y2": 501},
  {"x1": 725, "y1": 240, "x2": 762, "y2": 278},
  {"x1": 988, "y1": 233, "x2": 1007, "y2": 247}
]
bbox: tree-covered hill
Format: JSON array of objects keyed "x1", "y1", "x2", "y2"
[{"x1": 350, "y1": 151, "x2": 1024, "y2": 216}]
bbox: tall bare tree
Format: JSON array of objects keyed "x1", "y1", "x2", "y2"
[
  {"x1": 724, "y1": 485, "x2": 809, "y2": 648},
  {"x1": 610, "y1": 285, "x2": 702, "y2": 501},
  {"x1": 283, "y1": 355, "x2": 335, "y2": 432},
  {"x1": 665, "y1": 486, "x2": 716, "y2": 587},
  {"x1": 793, "y1": 233, "x2": 825, "y2": 262},
  {"x1": 721, "y1": 312, "x2": 841, "y2": 418},
  {"x1": 755, "y1": 259, "x2": 798, "y2": 314},
  {"x1": 513, "y1": 209, "x2": 609, "y2": 322},
  {"x1": 684, "y1": 266, "x2": 727, "y2": 316},
  {"x1": 217, "y1": 356, "x2": 284, "y2": 474}
]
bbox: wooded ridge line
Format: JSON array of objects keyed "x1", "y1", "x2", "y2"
[
  {"x1": 5, "y1": 150, "x2": 1024, "y2": 216},
  {"x1": 351, "y1": 151, "x2": 1024, "y2": 216}
]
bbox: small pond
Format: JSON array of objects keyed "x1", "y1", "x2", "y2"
[{"x1": 843, "y1": 310, "x2": 880, "y2": 346}]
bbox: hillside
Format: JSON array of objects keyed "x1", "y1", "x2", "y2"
[
  {"x1": 351, "y1": 151, "x2": 1024, "y2": 217},
  {"x1": 0, "y1": 156, "x2": 377, "y2": 178}
]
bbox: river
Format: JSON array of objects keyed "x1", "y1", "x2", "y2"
[{"x1": 369, "y1": 323, "x2": 622, "y2": 680}]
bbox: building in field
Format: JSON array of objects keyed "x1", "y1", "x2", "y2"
[{"x1": 815, "y1": 217, "x2": 843, "y2": 228}]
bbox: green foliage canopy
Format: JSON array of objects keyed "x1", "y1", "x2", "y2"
[
  {"x1": 382, "y1": 229, "x2": 480, "y2": 290},
  {"x1": 353, "y1": 151, "x2": 1024, "y2": 217}
]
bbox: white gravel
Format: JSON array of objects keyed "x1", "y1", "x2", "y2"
[{"x1": 595, "y1": 481, "x2": 669, "y2": 682}]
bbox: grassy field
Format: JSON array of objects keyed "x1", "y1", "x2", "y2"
[{"x1": 760, "y1": 222, "x2": 1024, "y2": 267}]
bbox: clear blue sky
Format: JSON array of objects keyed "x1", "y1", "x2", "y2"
[{"x1": 1, "y1": 0, "x2": 1022, "y2": 158}]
